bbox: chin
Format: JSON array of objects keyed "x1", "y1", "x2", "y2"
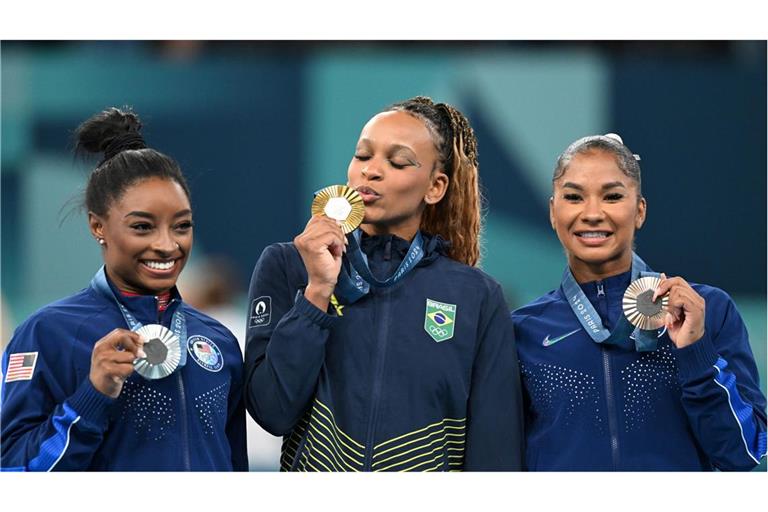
[{"x1": 572, "y1": 247, "x2": 627, "y2": 266}]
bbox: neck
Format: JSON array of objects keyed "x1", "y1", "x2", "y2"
[
  {"x1": 568, "y1": 253, "x2": 632, "y2": 284},
  {"x1": 360, "y1": 222, "x2": 419, "y2": 242}
]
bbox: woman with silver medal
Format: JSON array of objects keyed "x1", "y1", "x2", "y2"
[
  {"x1": 245, "y1": 97, "x2": 524, "y2": 471},
  {"x1": 512, "y1": 133, "x2": 766, "y2": 471},
  {"x1": 1, "y1": 108, "x2": 247, "y2": 471}
]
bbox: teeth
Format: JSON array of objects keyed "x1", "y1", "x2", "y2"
[
  {"x1": 579, "y1": 232, "x2": 609, "y2": 239},
  {"x1": 144, "y1": 260, "x2": 174, "y2": 270}
]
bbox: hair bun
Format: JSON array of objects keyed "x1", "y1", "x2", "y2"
[{"x1": 75, "y1": 107, "x2": 146, "y2": 163}]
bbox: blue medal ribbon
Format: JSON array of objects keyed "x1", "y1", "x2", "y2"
[
  {"x1": 333, "y1": 229, "x2": 425, "y2": 305},
  {"x1": 90, "y1": 266, "x2": 188, "y2": 367},
  {"x1": 561, "y1": 252, "x2": 661, "y2": 352}
]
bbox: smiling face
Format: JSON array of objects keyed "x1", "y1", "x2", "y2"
[
  {"x1": 89, "y1": 177, "x2": 193, "y2": 295},
  {"x1": 347, "y1": 110, "x2": 448, "y2": 241},
  {"x1": 550, "y1": 149, "x2": 646, "y2": 283}
]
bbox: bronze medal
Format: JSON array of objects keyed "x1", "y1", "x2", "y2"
[{"x1": 622, "y1": 276, "x2": 669, "y2": 330}]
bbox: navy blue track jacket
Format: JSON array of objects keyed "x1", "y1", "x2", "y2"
[
  {"x1": 512, "y1": 267, "x2": 767, "y2": 471},
  {"x1": 244, "y1": 232, "x2": 524, "y2": 471},
  {"x1": 1, "y1": 271, "x2": 248, "y2": 471}
]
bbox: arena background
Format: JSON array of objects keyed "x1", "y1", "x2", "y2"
[{"x1": 1, "y1": 40, "x2": 765, "y2": 471}]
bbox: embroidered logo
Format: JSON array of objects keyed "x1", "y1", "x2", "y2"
[
  {"x1": 249, "y1": 296, "x2": 272, "y2": 328},
  {"x1": 542, "y1": 329, "x2": 580, "y2": 347},
  {"x1": 4, "y1": 352, "x2": 38, "y2": 382},
  {"x1": 424, "y1": 299, "x2": 456, "y2": 343},
  {"x1": 187, "y1": 336, "x2": 223, "y2": 372}
]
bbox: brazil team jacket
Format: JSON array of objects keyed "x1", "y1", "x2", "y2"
[
  {"x1": 1, "y1": 270, "x2": 248, "y2": 471},
  {"x1": 512, "y1": 267, "x2": 767, "y2": 471},
  {"x1": 244, "y1": 232, "x2": 524, "y2": 471}
]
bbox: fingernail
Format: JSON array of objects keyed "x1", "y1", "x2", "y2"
[{"x1": 137, "y1": 349, "x2": 147, "y2": 359}]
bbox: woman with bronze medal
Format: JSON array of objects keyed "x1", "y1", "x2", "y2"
[
  {"x1": 1, "y1": 108, "x2": 247, "y2": 470},
  {"x1": 512, "y1": 134, "x2": 766, "y2": 470},
  {"x1": 245, "y1": 97, "x2": 523, "y2": 471}
]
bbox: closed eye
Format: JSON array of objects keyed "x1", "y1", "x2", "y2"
[{"x1": 389, "y1": 160, "x2": 410, "y2": 170}]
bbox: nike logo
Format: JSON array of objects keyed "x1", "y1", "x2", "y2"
[
  {"x1": 542, "y1": 329, "x2": 580, "y2": 347},
  {"x1": 630, "y1": 326, "x2": 668, "y2": 340}
]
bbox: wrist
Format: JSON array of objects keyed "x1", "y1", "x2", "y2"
[{"x1": 304, "y1": 283, "x2": 333, "y2": 311}]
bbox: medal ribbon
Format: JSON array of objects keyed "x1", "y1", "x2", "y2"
[
  {"x1": 91, "y1": 266, "x2": 188, "y2": 367},
  {"x1": 561, "y1": 252, "x2": 660, "y2": 352},
  {"x1": 333, "y1": 229, "x2": 425, "y2": 305}
]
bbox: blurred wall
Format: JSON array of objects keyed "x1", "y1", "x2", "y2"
[{"x1": 2, "y1": 41, "x2": 765, "y2": 470}]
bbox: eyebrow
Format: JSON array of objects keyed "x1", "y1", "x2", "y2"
[
  {"x1": 356, "y1": 140, "x2": 422, "y2": 167},
  {"x1": 561, "y1": 181, "x2": 626, "y2": 191},
  {"x1": 124, "y1": 209, "x2": 192, "y2": 219}
]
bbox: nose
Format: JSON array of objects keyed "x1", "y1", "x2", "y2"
[
  {"x1": 151, "y1": 228, "x2": 180, "y2": 255},
  {"x1": 580, "y1": 198, "x2": 605, "y2": 223},
  {"x1": 361, "y1": 158, "x2": 383, "y2": 181}
]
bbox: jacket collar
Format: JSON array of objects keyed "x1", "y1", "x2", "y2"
[
  {"x1": 90, "y1": 266, "x2": 183, "y2": 325},
  {"x1": 358, "y1": 231, "x2": 447, "y2": 266}
]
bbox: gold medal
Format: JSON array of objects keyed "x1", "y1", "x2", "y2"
[
  {"x1": 622, "y1": 276, "x2": 669, "y2": 330},
  {"x1": 133, "y1": 324, "x2": 181, "y2": 380},
  {"x1": 311, "y1": 185, "x2": 365, "y2": 234}
]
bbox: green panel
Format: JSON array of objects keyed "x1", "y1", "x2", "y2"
[
  {"x1": 482, "y1": 213, "x2": 566, "y2": 308},
  {"x1": 19, "y1": 156, "x2": 101, "y2": 319}
]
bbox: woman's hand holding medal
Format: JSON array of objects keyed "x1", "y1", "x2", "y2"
[
  {"x1": 297, "y1": 185, "x2": 363, "y2": 311},
  {"x1": 653, "y1": 273, "x2": 706, "y2": 348},
  {"x1": 90, "y1": 328, "x2": 146, "y2": 398},
  {"x1": 295, "y1": 215, "x2": 348, "y2": 311}
]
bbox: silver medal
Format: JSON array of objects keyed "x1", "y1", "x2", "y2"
[{"x1": 133, "y1": 324, "x2": 181, "y2": 379}]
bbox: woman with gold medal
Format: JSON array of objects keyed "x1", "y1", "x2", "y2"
[
  {"x1": 512, "y1": 134, "x2": 766, "y2": 470},
  {"x1": 244, "y1": 97, "x2": 524, "y2": 471},
  {"x1": 1, "y1": 108, "x2": 247, "y2": 471}
]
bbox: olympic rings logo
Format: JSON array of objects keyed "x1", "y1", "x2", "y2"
[{"x1": 429, "y1": 325, "x2": 448, "y2": 337}]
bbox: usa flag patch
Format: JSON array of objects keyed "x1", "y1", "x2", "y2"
[{"x1": 4, "y1": 352, "x2": 38, "y2": 382}]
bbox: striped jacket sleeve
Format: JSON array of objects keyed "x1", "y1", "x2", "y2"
[
  {"x1": 1, "y1": 317, "x2": 114, "y2": 471},
  {"x1": 674, "y1": 287, "x2": 767, "y2": 470}
]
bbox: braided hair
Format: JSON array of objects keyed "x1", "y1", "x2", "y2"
[
  {"x1": 386, "y1": 96, "x2": 482, "y2": 266},
  {"x1": 75, "y1": 107, "x2": 191, "y2": 217}
]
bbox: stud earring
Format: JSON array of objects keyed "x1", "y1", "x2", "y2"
[{"x1": 97, "y1": 238, "x2": 105, "y2": 245}]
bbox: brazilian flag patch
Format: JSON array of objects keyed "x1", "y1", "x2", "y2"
[{"x1": 424, "y1": 298, "x2": 456, "y2": 342}]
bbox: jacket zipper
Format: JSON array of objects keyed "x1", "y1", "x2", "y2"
[
  {"x1": 176, "y1": 372, "x2": 192, "y2": 470},
  {"x1": 290, "y1": 430, "x2": 310, "y2": 471},
  {"x1": 159, "y1": 297, "x2": 191, "y2": 470},
  {"x1": 363, "y1": 287, "x2": 392, "y2": 471},
  {"x1": 602, "y1": 347, "x2": 620, "y2": 469},
  {"x1": 595, "y1": 281, "x2": 619, "y2": 469}
]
